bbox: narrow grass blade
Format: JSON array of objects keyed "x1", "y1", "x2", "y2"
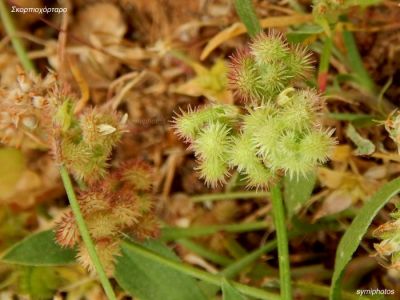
[
  {"x1": 234, "y1": 0, "x2": 261, "y2": 38},
  {"x1": 330, "y1": 177, "x2": 400, "y2": 299}
]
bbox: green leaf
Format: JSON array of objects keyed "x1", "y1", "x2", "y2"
[
  {"x1": 222, "y1": 278, "x2": 247, "y2": 300},
  {"x1": 284, "y1": 172, "x2": 316, "y2": 218},
  {"x1": 18, "y1": 266, "x2": 60, "y2": 300},
  {"x1": 341, "y1": 26, "x2": 376, "y2": 94},
  {"x1": 345, "y1": 124, "x2": 375, "y2": 156},
  {"x1": 287, "y1": 24, "x2": 323, "y2": 43},
  {"x1": 2, "y1": 230, "x2": 76, "y2": 266},
  {"x1": 115, "y1": 239, "x2": 207, "y2": 300},
  {"x1": 234, "y1": 0, "x2": 261, "y2": 38},
  {"x1": 330, "y1": 177, "x2": 400, "y2": 300}
]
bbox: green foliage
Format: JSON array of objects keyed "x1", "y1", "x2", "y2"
[
  {"x1": 234, "y1": 0, "x2": 261, "y2": 38},
  {"x1": 313, "y1": 0, "x2": 382, "y2": 23},
  {"x1": 115, "y1": 240, "x2": 207, "y2": 300},
  {"x1": 284, "y1": 172, "x2": 317, "y2": 218},
  {"x1": 2, "y1": 230, "x2": 76, "y2": 266},
  {"x1": 345, "y1": 124, "x2": 375, "y2": 155},
  {"x1": 18, "y1": 266, "x2": 60, "y2": 300},
  {"x1": 174, "y1": 33, "x2": 335, "y2": 187},
  {"x1": 330, "y1": 177, "x2": 400, "y2": 300},
  {"x1": 222, "y1": 278, "x2": 247, "y2": 300}
]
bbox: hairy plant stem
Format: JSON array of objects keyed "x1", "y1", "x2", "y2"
[
  {"x1": 122, "y1": 240, "x2": 280, "y2": 300},
  {"x1": 0, "y1": 0, "x2": 36, "y2": 72},
  {"x1": 60, "y1": 166, "x2": 117, "y2": 300},
  {"x1": 270, "y1": 183, "x2": 292, "y2": 300}
]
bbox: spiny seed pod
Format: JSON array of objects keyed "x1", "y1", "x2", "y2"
[
  {"x1": 172, "y1": 106, "x2": 219, "y2": 142},
  {"x1": 55, "y1": 210, "x2": 80, "y2": 248},
  {"x1": 172, "y1": 105, "x2": 238, "y2": 142},
  {"x1": 86, "y1": 212, "x2": 120, "y2": 239},
  {"x1": 80, "y1": 108, "x2": 125, "y2": 150},
  {"x1": 278, "y1": 89, "x2": 323, "y2": 131},
  {"x1": 77, "y1": 239, "x2": 120, "y2": 276},
  {"x1": 192, "y1": 122, "x2": 231, "y2": 187},
  {"x1": 196, "y1": 156, "x2": 230, "y2": 188},
  {"x1": 253, "y1": 117, "x2": 285, "y2": 158},
  {"x1": 130, "y1": 212, "x2": 160, "y2": 241},
  {"x1": 228, "y1": 49, "x2": 264, "y2": 102},
  {"x1": 250, "y1": 32, "x2": 289, "y2": 65},
  {"x1": 241, "y1": 105, "x2": 275, "y2": 134},
  {"x1": 192, "y1": 122, "x2": 231, "y2": 161},
  {"x1": 299, "y1": 129, "x2": 335, "y2": 165},
  {"x1": 229, "y1": 134, "x2": 275, "y2": 189},
  {"x1": 267, "y1": 131, "x2": 312, "y2": 178},
  {"x1": 373, "y1": 212, "x2": 400, "y2": 270},
  {"x1": 286, "y1": 46, "x2": 313, "y2": 79},
  {"x1": 120, "y1": 161, "x2": 154, "y2": 191},
  {"x1": 257, "y1": 62, "x2": 290, "y2": 100}
]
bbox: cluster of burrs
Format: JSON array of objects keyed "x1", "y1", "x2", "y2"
[
  {"x1": 55, "y1": 160, "x2": 159, "y2": 275},
  {"x1": 173, "y1": 32, "x2": 335, "y2": 189},
  {"x1": 0, "y1": 71, "x2": 159, "y2": 274}
]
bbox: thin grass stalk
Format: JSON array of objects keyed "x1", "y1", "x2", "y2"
[{"x1": 270, "y1": 183, "x2": 292, "y2": 300}]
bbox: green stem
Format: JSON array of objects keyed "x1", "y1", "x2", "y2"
[
  {"x1": 60, "y1": 166, "x2": 117, "y2": 300},
  {"x1": 122, "y1": 240, "x2": 280, "y2": 300},
  {"x1": 0, "y1": 0, "x2": 36, "y2": 72},
  {"x1": 221, "y1": 239, "x2": 277, "y2": 278},
  {"x1": 177, "y1": 239, "x2": 233, "y2": 266},
  {"x1": 221, "y1": 221, "x2": 340, "y2": 279},
  {"x1": 161, "y1": 221, "x2": 268, "y2": 241},
  {"x1": 317, "y1": 36, "x2": 332, "y2": 92},
  {"x1": 339, "y1": 17, "x2": 376, "y2": 95},
  {"x1": 270, "y1": 184, "x2": 292, "y2": 300},
  {"x1": 191, "y1": 191, "x2": 269, "y2": 202},
  {"x1": 294, "y1": 281, "x2": 371, "y2": 300}
]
